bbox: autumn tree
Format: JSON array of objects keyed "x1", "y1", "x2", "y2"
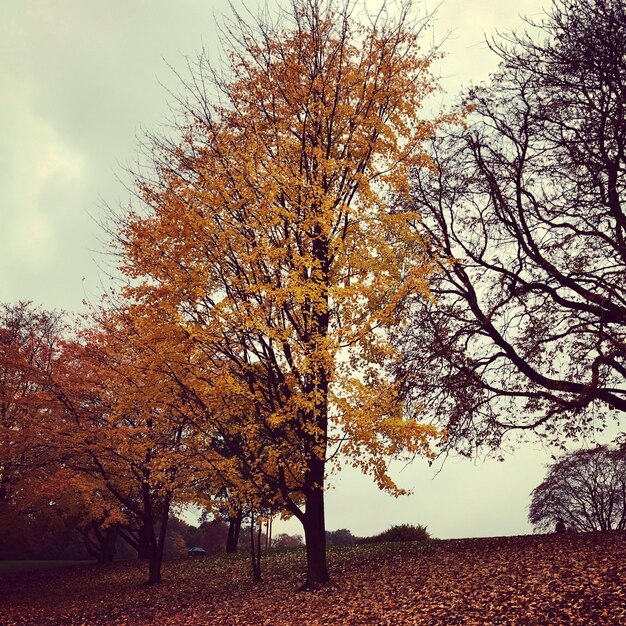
[
  {"x1": 0, "y1": 302, "x2": 139, "y2": 565},
  {"x1": 0, "y1": 301, "x2": 73, "y2": 554},
  {"x1": 67, "y1": 309, "x2": 206, "y2": 583},
  {"x1": 14, "y1": 305, "x2": 207, "y2": 583},
  {"x1": 529, "y1": 445, "x2": 626, "y2": 532},
  {"x1": 0, "y1": 301, "x2": 209, "y2": 580},
  {"x1": 397, "y1": 0, "x2": 626, "y2": 454},
  {"x1": 118, "y1": 0, "x2": 445, "y2": 588},
  {"x1": 0, "y1": 302, "x2": 65, "y2": 509}
]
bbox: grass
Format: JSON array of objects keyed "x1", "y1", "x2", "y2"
[
  {"x1": 1, "y1": 532, "x2": 625, "y2": 624},
  {"x1": 0, "y1": 560, "x2": 94, "y2": 573}
]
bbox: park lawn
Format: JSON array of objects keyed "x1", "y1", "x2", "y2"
[
  {"x1": 0, "y1": 560, "x2": 94, "y2": 574},
  {"x1": 0, "y1": 532, "x2": 624, "y2": 625}
]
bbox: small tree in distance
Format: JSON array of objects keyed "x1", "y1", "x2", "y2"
[{"x1": 529, "y1": 445, "x2": 626, "y2": 533}]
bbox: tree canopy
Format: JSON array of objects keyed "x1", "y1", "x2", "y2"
[{"x1": 115, "y1": 0, "x2": 446, "y2": 587}]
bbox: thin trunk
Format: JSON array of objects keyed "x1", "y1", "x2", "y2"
[
  {"x1": 249, "y1": 510, "x2": 262, "y2": 581},
  {"x1": 234, "y1": 513, "x2": 242, "y2": 550},
  {"x1": 137, "y1": 524, "x2": 151, "y2": 560},
  {"x1": 266, "y1": 516, "x2": 273, "y2": 550},
  {"x1": 142, "y1": 481, "x2": 162, "y2": 585}
]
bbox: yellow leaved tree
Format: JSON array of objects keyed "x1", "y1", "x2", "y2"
[{"x1": 118, "y1": 0, "x2": 450, "y2": 588}]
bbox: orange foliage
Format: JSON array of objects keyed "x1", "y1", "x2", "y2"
[{"x1": 115, "y1": 0, "x2": 455, "y2": 586}]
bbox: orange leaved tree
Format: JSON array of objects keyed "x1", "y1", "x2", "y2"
[
  {"x1": 118, "y1": 0, "x2": 447, "y2": 588},
  {"x1": 68, "y1": 307, "x2": 205, "y2": 583}
]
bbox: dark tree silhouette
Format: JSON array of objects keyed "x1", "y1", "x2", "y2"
[
  {"x1": 529, "y1": 445, "x2": 626, "y2": 532},
  {"x1": 397, "y1": 0, "x2": 626, "y2": 453}
]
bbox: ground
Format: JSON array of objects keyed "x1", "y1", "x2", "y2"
[
  {"x1": 0, "y1": 560, "x2": 92, "y2": 574},
  {"x1": 1, "y1": 532, "x2": 625, "y2": 625}
]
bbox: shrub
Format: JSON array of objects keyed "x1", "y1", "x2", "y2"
[
  {"x1": 326, "y1": 529, "x2": 357, "y2": 546},
  {"x1": 358, "y1": 524, "x2": 430, "y2": 544}
]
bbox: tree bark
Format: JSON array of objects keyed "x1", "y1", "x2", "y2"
[
  {"x1": 137, "y1": 524, "x2": 151, "y2": 560},
  {"x1": 146, "y1": 493, "x2": 171, "y2": 585},
  {"x1": 226, "y1": 510, "x2": 242, "y2": 553},
  {"x1": 99, "y1": 524, "x2": 118, "y2": 563},
  {"x1": 300, "y1": 456, "x2": 330, "y2": 590},
  {"x1": 141, "y1": 481, "x2": 172, "y2": 585}
]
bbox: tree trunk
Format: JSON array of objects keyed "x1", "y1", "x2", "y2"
[
  {"x1": 99, "y1": 525, "x2": 118, "y2": 563},
  {"x1": 266, "y1": 516, "x2": 272, "y2": 550},
  {"x1": 249, "y1": 510, "x2": 262, "y2": 582},
  {"x1": 147, "y1": 548, "x2": 162, "y2": 585},
  {"x1": 300, "y1": 457, "x2": 330, "y2": 590},
  {"x1": 299, "y1": 219, "x2": 331, "y2": 590},
  {"x1": 140, "y1": 481, "x2": 162, "y2": 584},
  {"x1": 145, "y1": 493, "x2": 172, "y2": 585},
  {"x1": 144, "y1": 515, "x2": 160, "y2": 584},
  {"x1": 226, "y1": 510, "x2": 242, "y2": 553},
  {"x1": 82, "y1": 522, "x2": 118, "y2": 563},
  {"x1": 137, "y1": 524, "x2": 151, "y2": 560}
]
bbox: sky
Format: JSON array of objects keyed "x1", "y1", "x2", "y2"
[{"x1": 2, "y1": 0, "x2": 614, "y2": 540}]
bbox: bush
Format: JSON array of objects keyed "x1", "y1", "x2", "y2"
[
  {"x1": 358, "y1": 524, "x2": 430, "y2": 544},
  {"x1": 272, "y1": 533, "x2": 304, "y2": 549},
  {"x1": 326, "y1": 528, "x2": 357, "y2": 546}
]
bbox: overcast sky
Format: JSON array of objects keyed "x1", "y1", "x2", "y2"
[{"x1": 2, "y1": 0, "x2": 613, "y2": 540}]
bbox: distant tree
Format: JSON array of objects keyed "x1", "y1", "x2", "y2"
[
  {"x1": 397, "y1": 0, "x2": 626, "y2": 453},
  {"x1": 189, "y1": 519, "x2": 231, "y2": 556},
  {"x1": 163, "y1": 516, "x2": 199, "y2": 559},
  {"x1": 529, "y1": 445, "x2": 626, "y2": 532}
]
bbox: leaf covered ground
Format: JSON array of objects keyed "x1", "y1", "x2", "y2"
[{"x1": 1, "y1": 531, "x2": 625, "y2": 625}]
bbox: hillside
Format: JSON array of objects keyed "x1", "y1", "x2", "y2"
[{"x1": 1, "y1": 532, "x2": 625, "y2": 625}]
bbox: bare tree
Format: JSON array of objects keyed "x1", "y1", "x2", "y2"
[
  {"x1": 529, "y1": 445, "x2": 626, "y2": 532},
  {"x1": 397, "y1": 0, "x2": 626, "y2": 453}
]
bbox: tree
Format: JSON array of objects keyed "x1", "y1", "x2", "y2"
[
  {"x1": 24, "y1": 306, "x2": 205, "y2": 583},
  {"x1": 529, "y1": 445, "x2": 626, "y2": 532},
  {"x1": 397, "y1": 0, "x2": 626, "y2": 454},
  {"x1": 117, "y1": 0, "x2": 444, "y2": 588},
  {"x1": 0, "y1": 302, "x2": 65, "y2": 508},
  {"x1": 0, "y1": 301, "x2": 211, "y2": 579},
  {"x1": 0, "y1": 302, "x2": 138, "y2": 564},
  {"x1": 69, "y1": 309, "x2": 203, "y2": 582}
]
